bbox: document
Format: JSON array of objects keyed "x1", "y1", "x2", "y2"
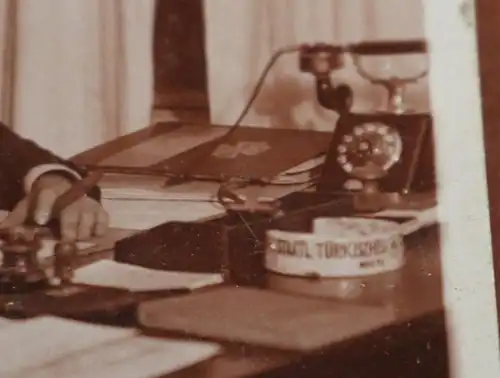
[
  {"x1": 0, "y1": 317, "x2": 14, "y2": 329},
  {"x1": 102, "y1": 198, "x2": 225, "y2": 230},
  {"x1": 74, "y1": 260, "x2": 223, "y2": 292},
  {"x1": 101, "y1": 175, "x2": 311, "y2": 230},
  {"x1": 100, "y1": 174, "x2": 312, "y2": 201},
  {"x1": 0, "y1": 316, "x2": 221, "y2": 378}
]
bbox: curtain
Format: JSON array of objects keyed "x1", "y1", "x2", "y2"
[
  {"x1": 204, "y1": 0, "x2": 427, "y2": 131},
  {"x1": 0, "y1": 0, "x2": 156, "y2": 158}
]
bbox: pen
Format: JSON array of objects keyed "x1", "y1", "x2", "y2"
[
  {"x1": 50, "y1": 170, "x2": 104, "y2": 218},
  {"x1": 0, "y1": 170, "x2": 104, "y2": 239}
]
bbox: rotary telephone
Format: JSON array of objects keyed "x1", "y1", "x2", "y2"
[{"x1": 304, "y1": 39, "x2": 436, "y2": 211}]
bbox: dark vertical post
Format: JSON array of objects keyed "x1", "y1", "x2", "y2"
[
  {"x1": 153, "y1": 0, "x2": 209, "y2": 114},
  {"x1": 474, "y1": 0, "x2": 500, "y2": 334}
]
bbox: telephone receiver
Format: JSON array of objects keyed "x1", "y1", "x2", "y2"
[
  {"x1": 299, "y1": 43, "x2": 353, "y2": 114},
  {"x1": 305, "y1": 39, "x2": 435, "y2": 205}
]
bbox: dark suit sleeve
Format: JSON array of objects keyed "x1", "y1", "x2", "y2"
[{"x1": 0, "y1": 123, "x2": 100, "y2": 210}]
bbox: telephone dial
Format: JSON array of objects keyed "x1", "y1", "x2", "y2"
[{"x1": 304, "y1": 39, "x2": 436, "y2": 211}]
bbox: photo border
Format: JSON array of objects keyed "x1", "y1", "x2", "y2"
[{"x1": 423, "y1": 0, "x2": 500, "y2": 376}]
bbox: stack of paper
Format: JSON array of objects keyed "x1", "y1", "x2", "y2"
[
  {"x1": 99, "y1": 174, "x2": 174, "y2": 200},
  {"x1": 101, "y1": 198, "x2": 225, "y2": 230},
  {"x1": 97, "y1": 153, "x2": 325, "y2": 231},
  {"x1": 100, "y1": 175, "x2": 312, "y2": 230},
  {"x1": 73, "y1": 260, "x2": 224, "y2": 292},
  {"x1": 100, "y1": 170, "x2": 317, "y2": 202},
  {"x1": 0, "y1": 316, "x2": 221, "y2": 378},
  {"x1": 270, "y1": 154, "x2": 325, "y2": 185}
]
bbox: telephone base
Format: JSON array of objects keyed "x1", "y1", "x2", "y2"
[
  {"x1": 354, "y1": 190, "x2": 436, "y2": 213},
  {"x1": 353, "y1": 192, "x2": 402, "y2": 212}
]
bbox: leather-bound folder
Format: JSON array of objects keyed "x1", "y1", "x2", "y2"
[
  {"x1": 73, "y1": 122, "x2": 332, "y2": 183},
  {"x1": 137, "y1": 286, "x2": 397, "y2": 352}
]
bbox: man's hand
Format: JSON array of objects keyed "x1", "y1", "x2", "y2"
[{"x1": 0, "y1": 173, "x2": 109, "y2": 241}]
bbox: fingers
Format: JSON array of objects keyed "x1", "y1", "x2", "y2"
[
  {"x1": 60, "y1": 206, "x2": 79, "y2": 241},
  {"x1": 94, "y1": 210, "x2": 109, "y2": 237},
  {"x1": 77, "y1": 211, "x2": 95, "y2": 241},
  {"x1": 0, "y1": 186, "x2": 55, "y2": 229},
  {"x1": 33, "y1": 188, "x2": 58, "y2": 225},
  {"x1": 1, "y1": 190, "x2": 109, "y2": 241},
  {"x1": 60, "y1": 199, "x2": 109, "y2": 241}
]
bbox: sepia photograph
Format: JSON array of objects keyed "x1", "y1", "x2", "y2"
[{"x1": 0, "y1": 0, "x2": 498, "y2": 377}]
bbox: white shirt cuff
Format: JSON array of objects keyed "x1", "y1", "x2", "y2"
[{"x1": 24, "y1": 164, "x2": 81, "y2": 193}]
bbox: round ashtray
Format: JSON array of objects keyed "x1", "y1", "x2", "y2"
[
  {"x1": 264, "y1": 217, "x2": 405, "y2": 278},
  {"x1": 265, "y1": 269, "x2": 402, "y2": 303}
]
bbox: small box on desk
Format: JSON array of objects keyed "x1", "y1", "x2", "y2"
[{"x1": 114, "y1": 192, "x2": 355, "y2": 285}]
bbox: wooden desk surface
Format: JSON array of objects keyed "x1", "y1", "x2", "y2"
[
  {"x1": 68, "y1": 225, "x2": 445, "y2": 378},
  {"x1": 159, "y1": 226, "x2": 446, "y2": 378},
  {"x1": 64, "y1": 123, "x2": 447, "y2": 377}
]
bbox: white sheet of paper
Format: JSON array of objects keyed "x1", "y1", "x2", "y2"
[
  {"x1": 0, "y1": 316, "x2": 136, "y2": 375},
  {"x1": 101, "y1": 178, "x2": 219, "y2": 201},
  {"x1": 101, "y1": 177, "x2": 310, "y2": 202},
  {"x1": 102, "y1": 198, "x2": 225, "y2": 230},
  {"x1": 101, "y1": 178, "x2": 310, "y2": 230},
  {"x1": 0, "y1": 316, "x2": 221, "y2": 378},
  {"x1": 74, "y1": 260, "x2": 223, "y2": 291},
  {"x1": 374, "y1": 207, "x2": 437, "y2": 223},
  {"x1": 0, "y1": 317, "x2": 14, "y2": 329}
]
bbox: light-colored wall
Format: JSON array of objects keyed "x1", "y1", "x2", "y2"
[
  {"x1": 0, "y1": 0, "x2": 155, "y2": 158},
  {"x1": 203, "y1": 0, "x2": 427, "y2": 130}
]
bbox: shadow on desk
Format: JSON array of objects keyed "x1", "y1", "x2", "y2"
[{"x1": 254, "y1": 310, "x2": 447, "y2": 378}]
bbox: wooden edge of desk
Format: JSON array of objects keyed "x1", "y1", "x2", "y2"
[{"x1": 253, "y1": 309, "x2": 447, "y2": 378}]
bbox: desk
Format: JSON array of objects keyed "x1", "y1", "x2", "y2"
[
  {"x1": 72, "y1": 225, "x2": 445, "y2": 378},
  {"x1": 67, "y1": 123, "x2": 447, "y2": 377}
]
